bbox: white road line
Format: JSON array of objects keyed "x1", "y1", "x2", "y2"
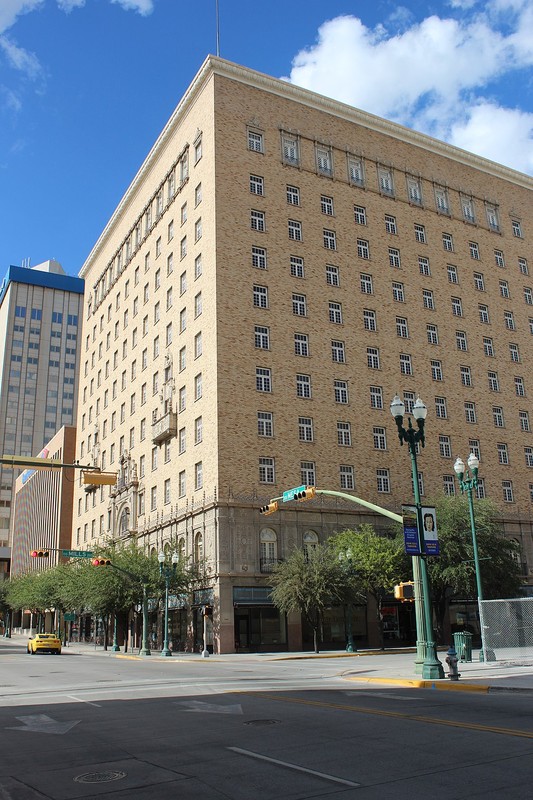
[
  {"x1": 67, "y1": 695, "x2": 102, "y2": 707},
  {"x1": 228, "y1": 747, "x2": 361, "y2": 787}
]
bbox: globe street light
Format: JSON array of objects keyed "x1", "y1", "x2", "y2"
[
  {"x1": 390, "y1": 395, "x2": 444, "y2": 680},
  {"x1": 158, "y1": 551, "x2": 179, "y2": 657},
  {"x1": 454, "y1": 453, "x2": 486, "y2": 661}
]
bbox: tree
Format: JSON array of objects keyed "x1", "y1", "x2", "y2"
[
  {"x1": 270, "y1": 544, "x2": 352, "y2": 653},
  {"x1": 329, "y1": 525, "x2": 409, "y2": 649},
  {"x1": 426, "y1": 495, "x2": 522, "y2": 641}
]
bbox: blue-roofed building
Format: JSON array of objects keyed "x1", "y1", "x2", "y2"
[{"x1": 0, "y1": 259, "x2": 84, "y2": 576}]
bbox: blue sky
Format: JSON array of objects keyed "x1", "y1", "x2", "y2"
[{"x1": 1, "y1": 0, "x2": 532, "y2": 276}]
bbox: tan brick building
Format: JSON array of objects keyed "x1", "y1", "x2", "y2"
[{"x1": 76, "y1": 56, "x2": 533, "y2": 653}]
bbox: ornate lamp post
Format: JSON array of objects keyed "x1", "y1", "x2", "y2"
[
  {"x1": 454, "y1": 453, "x2": 486, "y2": 661},
  {"x1": 158, "y1": 551, "x2": 179, "y2": 657},
  {"x1": 390, "y1": 395, "x2": 444, "y2": 679}
]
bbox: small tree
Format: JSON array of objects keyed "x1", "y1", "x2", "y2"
[
  {"x1": 270, "y1": 544, "x2": 352, "y2": 653},
  {"x1": 329, "y1": 525, "x2": 408, "y2": 649}
]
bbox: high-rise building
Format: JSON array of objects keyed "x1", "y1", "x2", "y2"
[
  {"x1": 76, "y1": 57, "x2": 533, "y2": 653},
  {"x1": 0, "y1": 260, "x2": 84, "y2": 571}
]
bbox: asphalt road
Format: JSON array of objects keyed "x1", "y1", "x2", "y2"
[{"x1": 2, "y1": 638, "x2": 533, "y2": 799}]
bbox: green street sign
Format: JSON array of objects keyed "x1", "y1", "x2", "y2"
[
  {"x1": 63, "y1": 612, "x2": 76, "y2": 621},
  {"x1": 282, "y1": 485, "x2": 306, "y2": 502},
  {"x1": 62, "y1": 549, "x2": 94, "y2": 559}
]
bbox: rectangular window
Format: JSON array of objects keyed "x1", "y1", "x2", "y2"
[
  {"x1": 194, "y1": 373, "x2": 202, "y2": 400},
  {"x1": 258, "y1": 411, "x2": 273, "y2": 437},
  {"x1": 364, "y1": 309, "x2": 377, "y2": 331},
  {"x1": 377, "y1": 468, "x2": 390, "y2": 493},
  {"x1": 442, "y1": 233, "x2": 453, "y2": 252},
  {"x1": 316, "y1": 146, "x2": 332, "y2": 176},
  {"x1": 337, "y1": 421, "x2": 352, "y2": 446},
  {"x1": 282, "y1": 134, "x2": 299, "y2": 165},
  {"x1": 510, "y1": 343, "x2": 520, "y2": 363},
  {"x1": 385, "y1": 215, "x2": 397, "y2": 234},
  {"x1": 460, "y1": 366, "x2": 472, "y2": 387},
  {"x1": 512, "y1": 220, "x2": 522, "y2": 237},
  {"x1": 427, "y1": 324, "x2": 438, "y2": 345},
  {"x1": 520, "y1": 411, "x2": 530, "y2": 432},
  {"x1": 519, "y1": 257, "x2": 528, "y2": 275},
  {"x1": 195, "y1": 461, "x2": 203, "y2": 490},
  {"x1": 414, "y1": 224, "x2": 426, "y2": 243},
  {"x1": 423, "y1": 289, "x2": 434, "y2": 310},
  {"x1": 431, "y1": 360, "x2": 443, "y2": 381},
  {"x1": 373, "y1": 427, "x2": 387, "y2": 450},
  {"x1": 292, "y1": 293, "x2": 307, "y2": 316},
  {"x1": 479, "y1": 304, "x2": 490, "y2": 324},
  {"x1": 483, "y1": 337, "x2": 494, "y2": 357},
  {"x1": 360, "y1": 273, "x2": 373, "y2": 294},
  {"x1": 418, "y1": 257, "x2": 430, "y2": 276},
  {"x1": 462, "y1": 197, "x2": 475, "y2": 222},
  {"x1": 439, "y1": 435, "x2": 452, "y2": 458},
  {"x1": 465, "y1": 402, "x2": 477, "y2": 424},
  {"x1": 443, "y1": 475, "x2": 455, "y2": 496},
  {"x1": 494, "y1": 249, "x2": 505, "y2": 268},
  {"x1": 256, "y1": 367, "x2": 272, "y2": 393},
  {"x1": 252, "y1": 246, "x2": 267, "y2": 270},
  {"x1": 299, "y1": 416, "x2": 314, "y2": 442},
  {"x1": 515, "y1": 377, "x2": 525, "y2": 397},
  {"x1": 525, "y1": 447, "x2": 533, "y2": 468},
  {"x1": 504, "y1": 310, "x2": 515, "y2": 330},
  {"x1": 329, "y1": 302, "x2": 343, "y2": 324},
  {"x1": 488, "y1": 371, "x2": 499, "y2": 392},
  {"x1": 334, "y1": 380, "x2": 348, "y2": 404},
  {"x1": 248, "y1": 130, "x2": 263, "y2": 152},
  {"x1": 378, "y1": 168, "x2": 394, "y2": 195},
  {"x1": 354, "y1": 205, "x2": 367, "y2": 225},
  {"x1": 290, "y1": 256, "x2": 304, "y2": 278},
  {"x1": 348, "y1": 156, "x2": 364, "y2": 186},
  {"x1": 400, "y1": 353, "x2": 412, "y2": 375},
  {"x1": 497, "y1": 443, "x2": 509, "y2": 465},
  {"x1": 407, "y1": 177, "x2": 422, "y2": 204},
  {"x1": 286, "y1": 185, "x2": 300, "y2": 205},
  {"x1": 389, "y1": 248, "x2": 401, "y2": 268},
  {"x1": 367, "y1": 347, "x2": 380, "y2": 369},
  {"x1": 435, "y1": 396, "x2": 447, "y2": 419},
  {"x1": 288, "y1": 220, "x2": 302, "y2": 241},
  {"x1": 331, "y1": 340, "x2": 345, "y2": 363},
  {"x1": 525, "y1": 288, "x2": 533, "y2": 305},
  {"x1": 396, "y1": 317, "x2": 409, "y2": 338},
  {"x1": 469, "y1": 241, "x2": 480, "y2": 260},
  {"x1": 326, "y1": 265, "x2": 339, "y2": 286},
  {"x1": 250, "y1": 174, "x2": 264, "y2": 195},
  {"x1": 296, "y1": 374, "x2": 311, "y2": 398},
  {"x1": 323, "y1": 229, "x2": 337, "y2": 250},
  {"x1": 357, "y1": 239, "x2": 369, "y2": 259},
  {"x1": 502, "y1": 480, "x2": 514, "y2": 502},
  {"x1": 456, "y1": 330, "x2": 467, "y2": 351},
  {"x1": 294, "y1": 333, "x2": 309, "y2": 357},
  {"x1": 340, "y1": 465, "x2": 354, "y2": 490},
  {"x1": 493, "y1": 406, "x2": 504, "y2": 427},
  {"x1": 251, "y1": 210, "x2": 265, "y2": 232},
  {"x1": 447, "y1": 265, "x2": 458, "y2": 284},
  {"x1": 370, "y1": 386, "x2": 383, "y2": 409},
  {"x1": 259, "y1": 457, "x2": 275, "y2": 484},
  {"x1": 255, "y1": 325, "x2": 270, "y2": 350},
  {"x1": 253, "y1": 285, "x2": 268, "y2": 308},
  {"x1": 320, "y1": 195, "x2": 334, "y2": 215},
  {"x1": 435, "y1": 187, "x2": 449, "y2": 214}
]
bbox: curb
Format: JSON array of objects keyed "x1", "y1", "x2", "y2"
[{"x1": 345, "y1": 675, "x2": 490, "y2": 693}]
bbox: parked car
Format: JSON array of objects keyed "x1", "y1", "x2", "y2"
[{"x1": 27, "y1": 634, "x2": 61, "y2": 655}]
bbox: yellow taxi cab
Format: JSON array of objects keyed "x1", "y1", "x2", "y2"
[{"x1": 27, "y1": 633, "x2": 62, "y2": 655}]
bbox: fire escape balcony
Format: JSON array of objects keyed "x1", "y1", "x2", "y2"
[{"x1": 152, "y1": 411, "x2": 178, "y2": 444}]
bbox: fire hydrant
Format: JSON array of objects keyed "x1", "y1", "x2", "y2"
[{"x1": 445, "y1": 646, "x2": 461, "y2": 681}]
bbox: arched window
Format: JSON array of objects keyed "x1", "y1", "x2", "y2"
[
  {"x1": 178, "y1": 537, "x2": 186, "y2": 561},
  {"x1": 194, "y1": 532, "x2": 203, "y2": 562},
  {"x1": 303, "y1": 530, "x2": 319, "y2": 561},
  {"x1": 260, "y1": 529, "x2": 277, "y2": 572},
  {"x1": 150, "y1": 546, "x2": 157, "y2": 558},
  {"x1": 119, "y1": 508, "x2": 130, "y2": 536}
]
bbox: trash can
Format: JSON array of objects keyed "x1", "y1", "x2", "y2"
[{"x1": 453, "y1": 631, "x2": 473, "y2": 662}]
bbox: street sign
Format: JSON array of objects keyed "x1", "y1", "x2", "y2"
[
  {"x1": 282, "y1": 485, "x2": 306, "y2": 502},
  {"x1": 61, "y1": 550, "x2": 94, "y2": 559},
  {"x1": 63, "y1": 613, "x2": 76, "y2": 622}
]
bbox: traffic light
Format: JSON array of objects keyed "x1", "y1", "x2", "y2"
[
  {"x1": 92, "y1": 558, "x2": 112, "y2": 566},
  {"x1": 30, "y1": 549, "x2": 49, "y2": 558},
  {"x1": 294, "y1": 486, "x2": 317, "y2": 502},
  {"x1": 260, "y1": 501, "x2": 278, "y2": 516},
  {"x1": 394, "y1": 581, "x2": 415, "y2": 602}
]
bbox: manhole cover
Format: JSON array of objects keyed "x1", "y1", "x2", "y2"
[
  {"x1": 244, "y1": 719, "x2": 281, "y2": 726},
  {"x1": 74, "y1": 771, "x2": 127, "y2": 784}
]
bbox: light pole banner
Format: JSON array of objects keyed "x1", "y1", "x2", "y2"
[
  {"x1": 402, "y1": 505, "x2": 421, "y2": 555},
  {"x1": 421, "y1": 506, "x2": 439, "y2": 555}
]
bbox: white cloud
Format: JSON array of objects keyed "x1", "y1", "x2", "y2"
[
  {"x1": 0, "y1": 35, "x2": 41, "y2": 78},
  {"x1": 285, "y1": 11, "x2": 533, "y2": 174},
  {"x1": 0, "y1": 0, "x2": 43, "y2": 35},
  {"x1": 110, "y1": 0, "x2": 154, "y2": 15},
  {"x1": 450, "y1": 102, "x2": 533, "y2": 174},
  {"x1": 56, "y1": 0, "x2": 86, "y2": 11}
]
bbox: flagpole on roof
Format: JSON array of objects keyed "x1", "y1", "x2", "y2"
[{"x1": 216, "y1": 0, "x2": 220, "y2": 57}]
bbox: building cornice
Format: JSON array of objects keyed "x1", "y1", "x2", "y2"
[{"x1": 80, "y1": 55, "x2": 532, "y2": 279}]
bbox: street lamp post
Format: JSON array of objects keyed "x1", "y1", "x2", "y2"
[
  {"x1": 158, "y1": 551, "x2": 179, "y2": 657},
  {"x1": 454, "y1": 453, "x2": 486, "y2": 661},
  {"x1": 390, "y1": 395, "x2": 444, "y2": 680},
  {"x1": 338, "y1": 550, "x2": 356, "y2": 653}
]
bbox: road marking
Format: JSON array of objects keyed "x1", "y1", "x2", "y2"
[
  {"x1": 67, "y1": 695, "x2": 102, "y2": 707},
  {"x1": 345, "y1": 690, "x2": 414, "y2": 701},
  {"x1": 240, "y1": 692, "x2": 533, "y2": 740},
  {"x1": 6, "y1": 714, "x2": 81, "y2": 735},
  {"x1": 228, "y1": 747, "x2": 361, "y2": 787},
  {"x1": 178, "y1": 700, "x2": 243, "y2": 714}
]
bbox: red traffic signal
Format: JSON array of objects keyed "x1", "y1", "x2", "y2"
[
  {"x1": 92, "y1": 558, "x2": 112, "y2": 566},
  {"x1": 30, "y1": 549, "x2": 49, "y2": 558}
]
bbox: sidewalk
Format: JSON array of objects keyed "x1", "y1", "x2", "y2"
[{"x1": 4, "y1": 634, "x2": 533, "y2": 692}]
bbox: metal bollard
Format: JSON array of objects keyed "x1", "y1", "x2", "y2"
[{"x1": 445, "y1": 645, "x2": 461, "y2": 681}]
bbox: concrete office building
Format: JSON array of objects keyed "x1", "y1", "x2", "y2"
[
  {"x1": 0, "y1": 261, "x2": 83, "y2": 574},
  {"x1": 76, "y1": 57, "x2": 533, "y2": 653}
]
